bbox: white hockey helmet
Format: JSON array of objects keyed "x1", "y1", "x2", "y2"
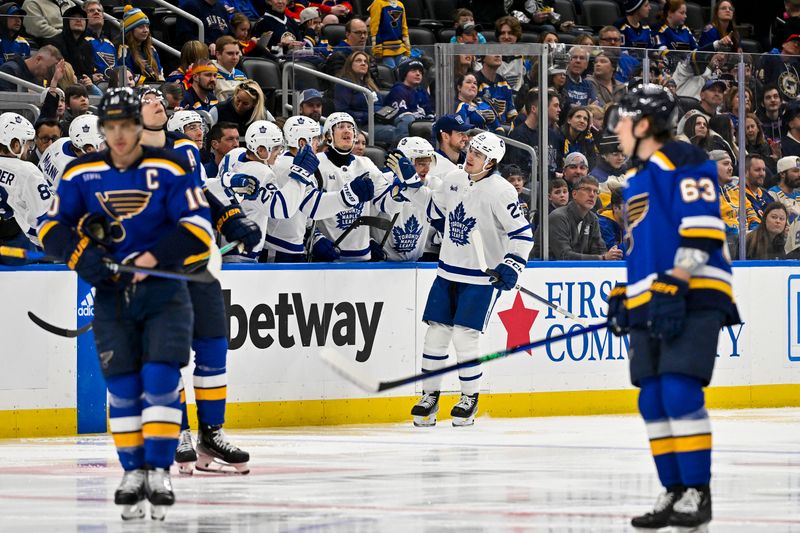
[
  {"x1": 245, "y1": 120, "x2": 283, "y2": 154},
  {"x1": 323, "y1": 112, "x2": 356, "y2": 138},
  {"x1": 69, "y1": 114, "x2": 104, "y2": 152},
  {"x1": 397, "y1": 136, "x2": 435, "y2": 162},
  {"x1": 167, "y1": 110, "x2": 205, "y2": 134},
  {"x1": 0, "y1": 112, "x2": 34, "y2": 158},
  {"x1": 283, "y1": 115, "x2": 321, "y2": 149},
  {"x1": 468, "y1": 131, "x2": 506, "y2": 170}
]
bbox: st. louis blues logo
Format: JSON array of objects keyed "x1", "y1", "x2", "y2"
[
  {"x1": 448, "y1": 202, "x2": 476, "y2": 246},
  {"x1": 336, "y1": 204, "x2": 363, "y2": 230},
  {"x1": 624, "y1": 192, "x2": 649, "y2": 254},
  {"x1": 392, "y1": 215, "x2": 422, "y2": 253}
]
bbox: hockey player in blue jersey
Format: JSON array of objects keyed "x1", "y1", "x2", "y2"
[
  {"x1": 138, "y1": 87, "x2": 259, "y2": 475},
  {"x1": 38, "y1": 87, "x2": 215, "y2": 520},
  {"x1": 607, "y1": 83, "x2": 740, "y2": 530}
]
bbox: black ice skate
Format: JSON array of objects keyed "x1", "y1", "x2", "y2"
[
  {"x1": 196, "y1": 424, "x2": 250, "y2": 474},
  {"x1": 114, "y1": 469, "x2": 146, "y2": 520},
  {"x1": 451, "y1": 393, "x2": 479, "y2": 427},
  {"x1": 411, "y1": 391, "x2": 440, "y2": 427},
  {"x1": 631, "y1": 487, "x2": 684, "y2": 529},
  {"x1": 175, "y1": 429, "x2": 197, "y2": 475},
  {"x1": 668, "y1": 486, "x2": 712, "y2": 532},
  {"x1": 144, "y1": 467, "x2": 174, "y2": 521}
]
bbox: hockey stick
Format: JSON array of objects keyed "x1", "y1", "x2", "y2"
[
  {"x1": 377, "y1": 213, "x2": 399, "y2": 250},
  {"x1": 332, "y1": 216, "x2": 396, "y2": 248},
  {"x1": 0, "y1": 246, "x2": 220, "y2": 283},
  {"x1": 321, "y1": 322, "x2": 606, "y2": 393},
  {"x1": 471, "y1": 230, "x2": 588, "y2": 326}
]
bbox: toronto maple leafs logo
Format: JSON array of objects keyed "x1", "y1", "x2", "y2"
[
  {"x1": 82, "y1": 124, "x2": 90, "y2": 133},
  {"x1": 336, "y1": 204, "x2": 363, "y2": 230},
  {"x1": 448, "y1": 202, "x2": 476, "y2": 246},
  {"x1": 392, "y1": 215, "x2": 422, "y2": 253}
]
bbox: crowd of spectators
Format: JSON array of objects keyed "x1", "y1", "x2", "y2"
[{"x1": 1, "y1": 0, "x2": 800, "y2": 263}]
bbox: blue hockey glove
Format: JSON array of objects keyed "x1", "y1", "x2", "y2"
[
  {"x1": 67, "y1": 236, "x2": 115, "y2": 285},
  {"x1": 228, "y1": 174, "x2": 259, "y2": 199},
  {"x1": 340, "y1": 172, "x2": 374, "y2": 206},
  {"x1": 606, "y1": 282, "x2": 629, "y2": 337},
  {"x1": 369, "y1": 239, "x2": 386, "y2": 261},
  {"x1": 386, "y1": 150, "x2": 421, "y2": 188},
  {"x1": 489, "y1": 254, "x2": 525, "y2": 291},
  {"x1": 288, "y1": 144, "x2": 319, "y2": 185},
  {"x1": 648, "y1": 273, "x2": 689, "y2": 341},
  {"x1": 312, "y1": 237, "x2": 340, "y2": 262},
  {"x1": 217, "y1": 206, "x2": 262, "y2": 252}
]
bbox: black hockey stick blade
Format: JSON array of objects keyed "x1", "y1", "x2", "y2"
[
  {"x1": 28, "y1": 311, "x2": 92, "y2": 338},
  {"x1": 320, "y1": 322, "x2": 607, "y2": 393},
  {"x1": 109, "y1": 262, "x2": 217, "y2": 283},
  {"x1": 333, "y1": 216, "x2": 396, "y2": 248}
]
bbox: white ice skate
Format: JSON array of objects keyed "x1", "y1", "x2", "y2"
[
  {"x1": 175, "y1": 429, "x2": 197, "y2": 475},
  {"x1": 451, "y1": 393, "x2": 479, "y2": 427},
  {"x1": 114, "y1": 469, "x2": 146, "y2": 520},
  {"x1": 411, "y1": 391, "x2": 440, "y2": 427},
  {"x1": 196, "y1": 424, "x2": 250, "y2": 474},
  {"x1": 144, "y1": 467, "x2": 174, "y2": 521}
]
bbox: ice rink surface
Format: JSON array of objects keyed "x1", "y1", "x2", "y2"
[{"x1": 0, "y1": 408, "x2": 799, "y2": 532}]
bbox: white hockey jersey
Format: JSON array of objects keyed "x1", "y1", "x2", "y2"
[
  {"x1": 38, "y1": 138, "x2": 77, "y2": 188},
  {"x1": 218, "y1": 147, "x2": 248, "y2": 183},
  {"x1": 411, "y1": 168, "x2": 534, "y2": 285},
  {"x1": 1, "y1": 156, "x2": 53, "y2": 246},
  {"x1": 314, "y1": 152, "x2": 403, "y2": 261}
]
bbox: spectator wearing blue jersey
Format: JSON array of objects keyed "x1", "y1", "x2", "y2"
[
  {"x1": 454, "y1": 72, "x2": 502, "y2": 133},
  {"x1": 384, "y1": 58, "x2": 433, "y2": 138},
  {"x1": 298, "y1": 7, "x2": 329, "y2": 59},
  {"x1": 253, "y1": 0, "x2": 303, "y2": 56},
  {"x1": 563, "y1": 46, "x2": 598, "y2": 114},
  {"x1": 699, "y1": 0, "x2": 739, "y2": 52},
  {"x1": 559, "y1": 106, "x2": 598, "y2": 170},
  {"x1": 598, "y1": 187, "x2": 626, "y2": 257},
  {"x1": 213, "y1": 35, "x2": 248, "y2": 101},
  {"x1": 757, "y1": 33, "x2": 800, "y2": 103},
  {"x1": 475, "y1": 54, "x2": 518, "y2": 128},
  {"x1": 178, "y1": 0, "x2": 231, "y2": 48},
  {"x1": 655, "y1": 0, "x2": 698, "y2": 53},
  {"x1": 83, "y1": 0, "x2": 116, "y2": 81},
  {"x1": 615, "y1": 0, "x2": 653, "y2": 48},
  {"x1": 225, "y1": 0, "x2": 260, "y2": 20},
  {"x1": 180, "y1": 59, "x2": 219, "y2": 112},
  {"x1": 495, "y1": 16, "x2": 526, "y2": 93},
  {"x1": 744, "y1": 154, "x2": 770, "y2": 221},
  {"x1": 0, "y1": 3, "x2": 30, "y2": 66},
  {"x1": 117, "y1": 5, "x2": 163, "y2": 83}
]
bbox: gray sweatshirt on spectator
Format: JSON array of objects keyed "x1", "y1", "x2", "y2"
[{"x1": 548, "y1": 201, "x2": 607, "y2": 260}]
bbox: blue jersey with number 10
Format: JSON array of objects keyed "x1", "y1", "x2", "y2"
[{"x1": 623, "y1": 141, "x2": 734, "y2": 326}]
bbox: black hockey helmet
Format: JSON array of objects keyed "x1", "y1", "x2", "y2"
[
  {"x1": 606, "y1": 83, "x2": 677, "y2": 138},
  {"x1": 97, "y1": 87, "x2": 141, "y2": 126}
]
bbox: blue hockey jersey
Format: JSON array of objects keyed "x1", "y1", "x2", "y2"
[
  {"x1": 39, "y1": 147, "x2": 213, "y2": 266},
  {"x1": 0, "y1": 35, "x2": 29, "y2": 65},
  {"x1": 454, "y1": 100, "x2": 502, "y2": 133},
  {"x1": 615, "y1": 18, "x2": 653, "y2": 48},
  {"x1": 384, "y1": 82, "x2": 433, "y2": 119},
  {"x1": 655, "y1": 24, "x2": 698, "y2": 52},
  {"x1": 474, "y1": 70, "x2": 517, "y2": 125},
  {"x1": 86, "y1": 33, "x2": 115, "y2": 75},
  {"x1": 623, "y1": 141, "x2": 734, "y2": 326}
]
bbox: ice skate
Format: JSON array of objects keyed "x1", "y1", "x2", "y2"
[
  {"x1": 451, "y1": 393, "x2": 478, "y2": 427},
  {"x1": 630, "y1": 487, "x2": 683, "y2": 529},
  {"x1": 411, "y1": 391, "x2": 440, "y2": 427},
  {"x1": 114, "y1": 469, "x2": 146, "y2": 520},
  {"x1": 175, "y1": 429, "x2": 197, "y2": 475},
  {"x1": 668, "y1": 487, "x2": 711, "y2": 532},
  {"x1": 196, "y1": 424, "x2": 250, "y2": 474},
  {"x1": 144, "y1": 467, "x2": 174, "y2": 521}
]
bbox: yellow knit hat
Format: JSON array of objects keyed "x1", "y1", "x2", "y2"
[{"x1": 122, "y1": 5, "x2": 149, "y2": 32}]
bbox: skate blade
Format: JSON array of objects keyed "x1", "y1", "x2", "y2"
[
  {"x1": 195, "y1": 454, "x2": 250, "y2": 475},
  {"x1": 452, "y1": 415, "x2": 475, "y2": 427},
  {"x1": 412, "y1": 415, "x2": 436, "y2": 427},
  {"x1": 177, "y1": 461, "x2": 195, "y2": 475},
  {"x1": 150, "y1": 504, "x2": 169, "y2": 521},
  {"x1": 119, "y1": 502, "x2": 145, "y2": 520},
  {"x1": 672, "y1": 525, "x2": 709, "y2": 533}
]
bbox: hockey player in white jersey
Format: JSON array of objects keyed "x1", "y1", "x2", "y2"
[
  {"x1": 373, "y1": 136, "x2": 440, "y2": 262},
  {"x1": 265, "y1": 115, "x2": 376, "y2": 262},
  {"x1": 0, "y1": 112, "x2": 53, "y2": 264},
  {"x1": 396, "y1": 131, "x2": 533, "y2": 426},
  {"x1": 167, "y1": 110, "x2": 206, "y2": 148},
  {"x1": 38, "y1": 114, "x2": 104, "y2": 188},
  {"x1": 311, "y1": 112, "x2": 404, "y2": 262}
]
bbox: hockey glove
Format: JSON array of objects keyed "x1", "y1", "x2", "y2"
[
  {"x1": 76, "y1": 213, "x2": 124, "y2": 248},
  {"x1": 386, "y1": 150, "x2": 421, "y2": 189},
  {"x1": 489, "y1": 254, "x2": 525, "y2": 291},
  {"x1": 216, "y1": 206, "x2": 262, "y2": 252},
  {"x1": 369, "y1": 239, "x2": 386, "y2": 261},
  {"x1": 340, "y1": 172, "x2": 374, "y2": 206},
  {"x1": 648, "y1": 273, "x2": 689, "y2": 341},
  {"x1": 606, "y1": 282, "x2": 629, "y2": 337},
  {"x1": 312, "y1": 237, "x2": 340, "y2": 262},
  {"x1": 288, "y1": 144, "x2": 319, "y2": 186},
  {"x1": 229, "y1": 174, "x2": 259, "y2": 199},
  {"x1": 67, "y1": 236, "x2": 115, "y2": 286}
]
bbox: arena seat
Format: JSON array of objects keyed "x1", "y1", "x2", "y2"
[
  {"x1": 685, "y1": 2, "x2": 706, "y2": 33},
  {"x1": 408, "y1": 120, "x2": 434, "y2": 142},
  {"x1": 424, "y1": 0, "x2": 457, "y2": 25},
  {"x1": 363, "y1": 145, "x2": 387, "y2": 168},
  {"x1": 581, "y1": 0, "x2": 622, "y2": 29},
  {"x1": 322, "y1": 24, "x2": 346, "y2": 47},
  {"x1": 553, "y1": 0, "x2": 578, "y2": 23},
  {"x1": 740, "y1": 38, "x2": 762, "y2": 54},
  {"x1": 409, "y1": 27, "x2": 437, "y2": 47}
]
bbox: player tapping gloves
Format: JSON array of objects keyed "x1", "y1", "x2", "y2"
[
  {"x1": 390, "y1": 131, "x2": 533, "y2": 427},
  {"x1": 39, "y1": 114, "x2": 105, "y2": 188},
  {"x1": 138, "y1": 87, "x2": 254, "y2": 475},
  {"x1": 38, "y1": 87, "x2": 217, "y2": 520},
  {"x1": 0, "y1": 112, "x2": 53, "y2": 266},
  {"x1": 607, "y1": 83, "x2": 741, "y2": 531}
]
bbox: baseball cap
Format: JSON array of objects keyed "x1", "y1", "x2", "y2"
[
  {"x1": 785, "y1": 34, "x2": 800, "y2": 45},
  {"x1": 0, "y1": 3, "x2": 26, "y2": 16},
  {"x1": 701, "y1": 79, "x2": 727, "y2": 93},
  {"x1": 433, "y1": 114, "x2": 472, "y2": 135},
  {"x1": 777, "y1": 156, "x2": 800, "y2": 174},
  {"x1": 708, "y1": 150, "x2": 731, "y2": 162},
  {"x1": 564, "y1": 152, "x2": 589, "y2": 168},
  {"x1": 455, "y1": 22, "x2": 482, "y2": 37},
  {"x1": 598, "y1": 135, "x2": 622, "y2": 155},
  {"x1": 299, "y1": 7, "x2": 320, "y2": 25},
  {"x1": 300, "y1": 89, "x2": 323, "y2": 105}
]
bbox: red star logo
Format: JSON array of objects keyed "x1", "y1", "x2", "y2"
[{"x1": 498, "y1": 291, "x2": 539, "y2": 355}]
